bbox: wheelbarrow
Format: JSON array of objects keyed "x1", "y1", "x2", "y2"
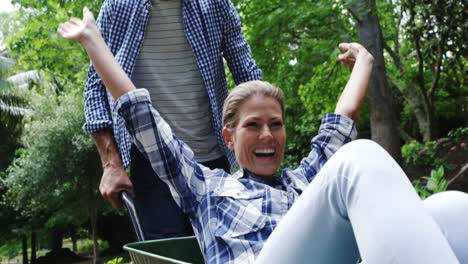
[
  {"x1": 121, "y1": 193, "x2": 364, "y2": 264},
  {"x1": 120, "y1": 192, "x2": 204, "y2": 264}
]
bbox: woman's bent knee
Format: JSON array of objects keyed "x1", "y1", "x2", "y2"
[
  {"x1": 424, "y1": 191, "x2": 468, "y2": 263},
  {"x1": 332, "y1": 139, "x2": 402, "y2": 183},
  {"x1": 336, "y1": 139, "x2": 390, "y2": 164},
  {"x1": 424, "y1": 191, "x2": 468, "y2": 218}
]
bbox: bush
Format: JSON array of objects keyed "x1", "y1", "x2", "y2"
[
  {"x1": 448, "y1": 127, "x2": 468, "y2": 142},
  {"x1": 77, "y1": 239, "x2": 109, "y2": 252},
  {"x1": 0, "y1": 241, "x2": 20, "y2": 260},
  {"x1": 413, "y1": 166, "x2": 448, "y2": 199},
  {"x1": 106, "y1": 257, "x2": 123, "y2": 264},
  {"x1": 401, "y1": 126, "x2": 467, "y2": 169},
  {"x1": 401, "y1": 140, "x2": 445, "y2": 168},
  {"x1": 403, "y1": 126, "x2": 467, "y2": 199}
]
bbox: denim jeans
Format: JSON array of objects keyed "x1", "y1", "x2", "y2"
[
  {"x1": 130, "y1": 145, "x2": 230, "y2": 240},
  {"x1": 256, "y1": 140, "x2": 467, "y2": 264}
]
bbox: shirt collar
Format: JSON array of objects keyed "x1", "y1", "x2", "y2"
[{"x1": 238, "y1": 168, "x2": 282, "y2": 187}]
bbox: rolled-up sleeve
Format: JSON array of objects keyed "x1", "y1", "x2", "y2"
[
  {"x1": 289, "y1": 114, "x2": 357, "y2": 187},
  {"x1": 117, "y1": 89, "x2": 208, "y2": 214},
  {"x1": 82, "y1": 1, "x2": 114, "y2": 134}
]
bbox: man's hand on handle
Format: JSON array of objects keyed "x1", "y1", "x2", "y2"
[
  {"x1": 100, "y1": 164, "x2": 134, "y2": 208},
  {"x1": 92, "y1": 129, "x2": 134, "y2": 208}
]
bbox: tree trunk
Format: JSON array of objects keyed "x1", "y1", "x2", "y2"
[
  {"x1": 48, "y1": 228, "x2": 63, "y2": 251},
  {"x1": 351, "y1": 0, "x2": 402, "y2": 162},
  {"x1": 426, "y1": 104, "x2": 439, "y2": 140},
  {"x1": 86, "y1": 160, "x2": 101, "y2": 264},
  {"x1": 71, "y1": 230, "x2": 78, "y2": 252},
  {"x1": 89, "y1": 204, "x2": 98, "y2": 264},
  {"x1": 394, "y1": 81, "x2": 431, "y2": 141},
  {"x1": 30, "y1": 231, "x2": 37, "y2": 264},
  {"x1": 22, "y1": 234, "x2": 28, "y2": 264}
]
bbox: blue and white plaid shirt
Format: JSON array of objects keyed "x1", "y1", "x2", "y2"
[
  {"x1": 83, "y1": 0, "x2": 262, "y2": 168},
  {"x1": 118, "y1": 89, "x2": 357, "y2": 263}
]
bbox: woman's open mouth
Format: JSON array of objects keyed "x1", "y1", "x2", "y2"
[{"x1": 254, "y1": 148, "x2": 275, "y2": 158}]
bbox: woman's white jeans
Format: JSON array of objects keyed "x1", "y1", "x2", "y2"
[{"x1": 256, "y1": 140, "x2": 468, "y2": 264}]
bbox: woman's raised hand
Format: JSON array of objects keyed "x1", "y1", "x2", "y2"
[
  {"x1": 57, "y1": 7, "x2": 96, "y2": 43},
  {"x1": 338, "y1": 43, "x2": 374, "y2": 69},
  {"x1": 334, "y1": 42, "x2": 374, "y2": 122},
  {"x1": 57, "y1": 6, "x2": 136, "y2": 99}
]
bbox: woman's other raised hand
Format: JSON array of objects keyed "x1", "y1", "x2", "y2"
[{"x1": 57, "y1": 7, "x2": 96, "y2": 43}]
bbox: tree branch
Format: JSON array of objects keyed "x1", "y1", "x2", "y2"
[
  {"x1": 427, "y1": 43, "x2": 443, "y2": 103},
  {"x1": 346, "y1": 0, "x2": 372, "y2": 24},
  {"x1": 383, "y1": 42, "x2": 402, "y2": 72},
  {"x1": 407, "y1": 4, "x2": 431, "y2": 109},
  {"x1": 427, "y1": 2, "x2": 446, "y2": 101},
  {"x1": 448, "y1": 162, "x2": 468, "y2": 186},
  {"x1": 399, "y1": 127, "x2": 415, "y2": 143},
  {"x1": 346, "y1": 7, "x2": 362, "y2": 23}
]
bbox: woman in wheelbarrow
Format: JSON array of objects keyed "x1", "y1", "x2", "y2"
[{"x1": 59, "y1": 8, "x2": 468, "y2": 264}]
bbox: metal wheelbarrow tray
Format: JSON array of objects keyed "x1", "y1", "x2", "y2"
[
  {"x1": 121, "y1": 192, "x2": 204, "y2": 264},
  {"x1": 124, "y1": 236, "x2": 204, "y2": 264}
]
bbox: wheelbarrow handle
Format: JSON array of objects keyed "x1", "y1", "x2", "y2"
[{"x1": 120, "y1": 191, "x2": 146, "y2": 241}]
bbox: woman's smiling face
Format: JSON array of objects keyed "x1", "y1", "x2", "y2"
[{"x1": 223, "y1": 94, "x2": 286, "y2": 179}]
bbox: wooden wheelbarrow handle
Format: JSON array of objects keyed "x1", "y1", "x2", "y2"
[{"x1": 120, "y1": 191, "x2": 146, "y2": 241}]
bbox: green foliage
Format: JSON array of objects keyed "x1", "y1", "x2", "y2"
[
  {"x1": 0, "y1": 240, "x2": 21, "y2": 260},
  {"x1": 298, "y1": 53, "x2": 349, "y2": 121},
  {"x1": 0, "y1": 42, "x2": 32, "y2": 246},
  {"x1": 401, "y1": 140, "x2": 444, "y2": 168},
  {"x1": 6, "y1": 0, "x2": 103, "y2": 94},
  {"x1": 413, "y1": 166, "x2": 448, "y2": 199},
  {"x1": 404, "y1": 127, "x2": 467, "y2": 198},
  {"x1": 448, "y1": 127, "x2": 468, "y2": 142},
  {"x1": 106, "y1": 257, "x2": 124, "y2": 264},
  {"x1": 0, "y1": 0, "x2": 464, "y2": 252},
  {"x1": 234, "y1": 0, "x2": 357, "y2": 167},
  {"x1": 3, "y1": 88, "x2": 102, "y2": 230},
  {"x1": 0, "y1": 48, "x2": 31, "y2": 149},
  {"x1": 0, "y1": 1, "x2": 111, "y2": 243},
  {"x1": 78, "y1": 239, "x2": 108, "y2": 252},
  {"x1": 381, "y1": 0, "x2": 467, "y2": 140},
  {"x1": 402, "y1": 126, "x2": 467, "y2": 170}
]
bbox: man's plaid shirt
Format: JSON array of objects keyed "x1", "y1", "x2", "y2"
[
  {"x1": 83, "y1": 0, "x2": 262, "y2": 167},
  {"x1": 117, "y1": 89, "x2": 357, "y2": 263}
]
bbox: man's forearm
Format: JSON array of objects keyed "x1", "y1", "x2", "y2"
[
  {"x1": 92, "y1": 129, "x2": 124, "y2": 169},
  {"x1": 92, "y1": 128, "x2": 133, "y2": 206}
]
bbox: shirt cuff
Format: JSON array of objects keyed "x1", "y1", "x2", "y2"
[
  {"x1": 82, "y1": 120, "x2": 113, "y2": 134},
  {"x1": 320, "y1": 113, "x2": 357, "y2": 141},
  {"x1": 116, "y1": 89, "x2": 151, "y2": 116}
]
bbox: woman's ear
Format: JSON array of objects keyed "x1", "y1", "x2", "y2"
[{"x1": 222, "y1": 127, "x2": 234, "y2": 150}]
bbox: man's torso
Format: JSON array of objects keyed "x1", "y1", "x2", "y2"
[{"x1": 131, "y1": 0, "x2": 223, "y2": 162}]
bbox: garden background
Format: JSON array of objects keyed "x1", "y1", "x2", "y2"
[{"x1": 0, "y1": 0, "x2": 466, "y2": 263}]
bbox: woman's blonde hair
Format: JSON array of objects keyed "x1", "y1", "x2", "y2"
[{"x1": 222, "y1": 80, "x2": 285, "y2": 129}]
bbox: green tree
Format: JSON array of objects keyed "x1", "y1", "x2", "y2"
[
  {"x1": 2, "y1": 1, "x2": 131, "y2": 262},
  {"x1": 345, "y1": 0, "x2": 402, "y2": 161},
  {"x1": 235, "y1": 0, "x2": 466, "y2": 163},
  {"x1": 382, "y1": 0, "x2": 467, "y2": 141},
  {"x1": 234, "y1": 0, "x2": 357, "y2": 166},
  {"x1": 6, "y1": 0, "x2": 103, "y2": 95},
  {"x1": 4, "y1": 89, "x2": 104, "y2": 261},
  {"x1": 0, "y1": 52, "x2": 28, "y2": 170},
  {"x1": 0, "y1": 44, "x2": 34, "y2": 264}
]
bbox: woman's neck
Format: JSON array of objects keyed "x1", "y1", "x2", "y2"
[{"x1": 242, "y1": 169, "x2": 275, "y2": 185}]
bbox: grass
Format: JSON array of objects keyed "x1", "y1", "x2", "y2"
[{"x1": 0, "y1": 238, "x2": 130, "y2": 264}]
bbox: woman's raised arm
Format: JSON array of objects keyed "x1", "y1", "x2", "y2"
[
  {"x1": 58, "y1": 7, "x2": 135, "y2": 100},
  {"x1": 334, "y1": 43, "x2": 374, "y2": 122}
]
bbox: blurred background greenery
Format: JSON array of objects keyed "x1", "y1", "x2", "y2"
[{"x1": 0, "y1": 0, "x2": 466, "y2": 263}]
